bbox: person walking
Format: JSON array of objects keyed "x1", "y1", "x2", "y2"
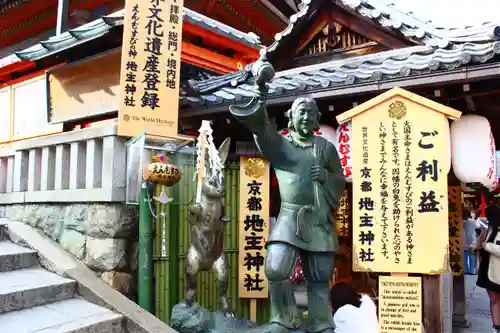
[
  {"x1": 476, "y1": 202, "x2": 500, "y2": 333},
  {"x1": 464, "y1": 210, "x2": 480, "y2": 274}
]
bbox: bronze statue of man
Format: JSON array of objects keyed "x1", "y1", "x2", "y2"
[{"x1": 229, "y1": 60, "x2": 345, "y2": 333}]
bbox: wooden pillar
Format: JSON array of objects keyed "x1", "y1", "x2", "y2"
[
  {"x1": 452, "y1": 275, "x2": 469, "y2": 327},
  {"x1": 56, "y1": 0, "x2": 69, "y2": 35},
  {"x1": 423, "y1": 275, "x2": 444, "y2": 333}
]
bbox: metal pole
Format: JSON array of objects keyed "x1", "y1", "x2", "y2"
[{"x1": 138, "y1": 182, "x2": 153, "y2": 312}]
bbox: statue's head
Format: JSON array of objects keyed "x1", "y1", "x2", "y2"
[{"x1": 287, "y1": 97, "x2": 321, "y2": 137}]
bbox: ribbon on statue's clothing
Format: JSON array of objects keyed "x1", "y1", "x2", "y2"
[{"x1": 280, "y1": 202, "x2": 314, "y2": 242}]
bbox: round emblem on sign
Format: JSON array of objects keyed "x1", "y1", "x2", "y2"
[
  {"x1": 244, "y1": 158, "x2": 266, "y2": 179},
  {"x1": 388, "y1": 101, "x2": 407, "y2": 119}
]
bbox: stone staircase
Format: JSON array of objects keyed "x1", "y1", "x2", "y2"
[{"x1": 0, "y1": 225, "x2": 124, "y2": 333}]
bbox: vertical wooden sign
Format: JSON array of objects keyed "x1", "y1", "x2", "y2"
[
  {"x1": 238, "y1": 156, "x2": 270, "y2": 299},
  {"x1": 448, "y1": 186, "x2": 464, "y2": 275},
  {"x1": 336, "y1": 87, "x2": 461, "y2": 274},
  {"x1": 118, "y1": 0, "x2": 184, "y2": 137},
  {"x1": 238, "y1": 156, "x2": 270, "y2": 320},
  {"x1": 335, "y1": 189, "x2": 350, "y2": 237}
]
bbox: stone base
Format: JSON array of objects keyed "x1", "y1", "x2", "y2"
[
  {"x1": 170, "y1": 302, "x2": 259, "y2": 333},
  {"x1": 170, "y1": 303, "x2": 311, "y2": 333}
]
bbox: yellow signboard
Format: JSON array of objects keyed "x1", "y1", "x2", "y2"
[
  {"x1": 448, "y1": 186, "x2": 464, "y2": 275},
  {"x1": 238, "y1": 156, "x2": 270, "y2": 299},
  {"x1": 379, "y1": 275, "x2": 422, "y2": 333},
  {"x1": 118, "y1": 0, "x2": 184, "y2": 137},
  {"x1": 337, "y1": 88, "x2": 461, "y2": 274}
]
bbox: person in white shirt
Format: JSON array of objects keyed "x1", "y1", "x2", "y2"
[{"x1": 330, "y1": 282, "x2": 378, "y2": 333}]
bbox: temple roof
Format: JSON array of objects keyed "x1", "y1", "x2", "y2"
[
  {"x1": 180, "y1": 0, "x2": 500, "y2": 110},
  {"x1": 0, "y1": 7, "x2": 262, "y2": 69},
  {"x1": 181, "y1": 41, "x2": 500, "y2": 108},
  {"x1": 335, "y1": 0, "x2": 500, "y2": 48}
]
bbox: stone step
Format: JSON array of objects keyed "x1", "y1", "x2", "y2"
[
  {"x1": 0, "y1": 241, "x2": 38, "y2": 272},
  {"x1": 0, "y1": 298, "x2": 124, "y2": 333},
  {"x1": 0, "y1": 267, "x2": 75, "y2": 313}
]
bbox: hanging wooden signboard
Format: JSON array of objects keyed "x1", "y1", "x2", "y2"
[{"x1": 118, "y1": 0, "x2": 184, "y2": 137}]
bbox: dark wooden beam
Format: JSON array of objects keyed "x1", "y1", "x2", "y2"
[
  {"x1": 330, "y1": 5, "x2": 411, "y2": 49},
  {"x1": 295, "y1": 10, "x2": 331, "y2": 55},
  {"x1": 270, "y1": 0, "x2": 327, "y2": 70},
  {"x1": 293, "y1": 42, "x2": 385, "y2": 68},
  {"x1": 56, "y1": 0, "x2": 69, "y2": 35},
  {"x1": 258, "y1": 0, "x2": 290, "y2": 23}
]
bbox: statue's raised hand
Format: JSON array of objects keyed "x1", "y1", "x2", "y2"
[
  {"x1": 251, "y1": 58, "x2": 275, "y2": 87},
  {"x1": 311, "y1": 165, "x2": 326, "y2": 184}
]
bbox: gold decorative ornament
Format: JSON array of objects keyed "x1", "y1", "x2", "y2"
[
  {"x1": 388, "y1": 100, "x2": 407, "y2": 119},
  {"x1": 143, "y1": 154, "x2": 182, "y2": 186},
  {"x1": 244, "y1": 157, "x2": 266, "y2": 179}
]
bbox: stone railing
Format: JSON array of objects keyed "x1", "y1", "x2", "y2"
[{"x1": 0, "y1": 122, "x2": 126, "y2": 204}]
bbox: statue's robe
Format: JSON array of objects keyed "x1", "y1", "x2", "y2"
[{"x1": 230, "y1": 97, "x2": 345, "y2": 253}]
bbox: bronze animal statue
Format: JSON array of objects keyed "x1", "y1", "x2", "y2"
[{"x1": 184, "y1": 137, "x2": 233, "y2": 315}]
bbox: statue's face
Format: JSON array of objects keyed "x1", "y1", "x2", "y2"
[{"x1": 292, "y1": 103, "x2": 318, "y2": 137}]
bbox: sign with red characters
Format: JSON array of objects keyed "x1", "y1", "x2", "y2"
[
  {"x1": 486, "y1": 132, "x2": 498, "y2": 191},
  {"x1": 336, "y1": 122, "x2": 353, "y2": 182}
]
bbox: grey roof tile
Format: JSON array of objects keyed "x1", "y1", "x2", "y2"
[
  {"x1": 182, "y1": 8, "x2": 261, "y2": 49},
  {"x1": 181, "y1": 41, "x2": 500, "y2": 107},
  {"x1": 0, "y1": 10, "x2": 124, "y2": 68},
  {"x1": 0, "y1": 7, "x2": 261, "y2": 69}
]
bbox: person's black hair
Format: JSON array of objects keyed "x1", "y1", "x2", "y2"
[
  {"x1": 485, "y1": 203, "x2": 500, "y2": 228},
  {"x1": 330, "y1": 282, "x2": 362, "y2": 315}
]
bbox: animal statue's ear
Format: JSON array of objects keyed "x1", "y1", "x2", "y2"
[{"x1": 218, "y1": 137, "x2": 231, "y2": 165}]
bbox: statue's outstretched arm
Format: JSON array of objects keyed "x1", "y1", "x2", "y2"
[{"x1": 229, "y1": 61, "x2": 285, "y2": 164}]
